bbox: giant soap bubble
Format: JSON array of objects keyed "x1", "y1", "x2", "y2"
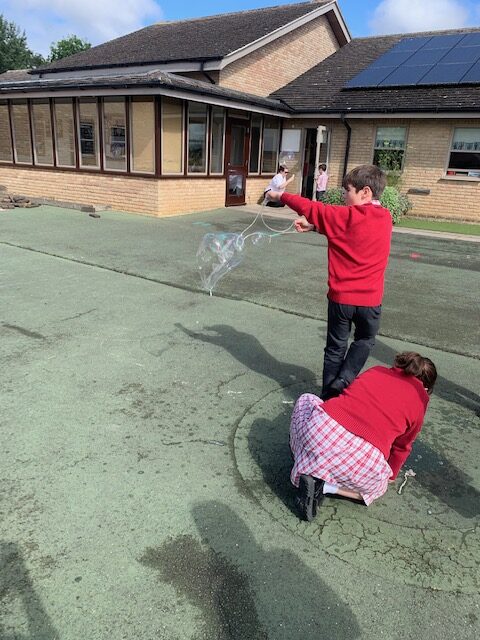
[{"x1": 196, "y1": 200, "x2": 296, "y2": 295}]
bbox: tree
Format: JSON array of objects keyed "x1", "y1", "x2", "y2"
[
  {"x1": 49, "y1": 35, "x2": 91, "y2": 62},
  {"x1": 0, "y1": 15, "x2": 45, "y2": 73}
]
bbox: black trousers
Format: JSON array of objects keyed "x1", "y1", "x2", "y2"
[{"x1": 322, "y1": 301, "x2": 382, "y2": 395}]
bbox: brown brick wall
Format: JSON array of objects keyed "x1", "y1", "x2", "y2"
[
  {"x1": 322, "y1": 118, "x2": 480, "y2": 222},
  {"x1": 219, "y1": 15, "x2": 339, "y2": 97},
  {"x1": 0, "y1": 166, "x2": 230, "y2": 216}
]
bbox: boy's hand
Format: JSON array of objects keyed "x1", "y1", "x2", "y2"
[{"x1": 295, "y1": 217, "x2": 315, "y2": 233}]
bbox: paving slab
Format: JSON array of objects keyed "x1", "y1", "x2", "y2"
[{"x1": 0, "y1": 205, "x2": 479, "y2": 640}]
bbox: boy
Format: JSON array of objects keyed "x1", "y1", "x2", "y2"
[
  {"x1": 268, "y1": 164, "x2": 392, "y2": 400},
  {"x1": 315, "y1": 164, "x2": 328, "y2": 201}
]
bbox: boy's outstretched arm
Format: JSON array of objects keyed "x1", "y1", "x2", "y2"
[{"x1": 267, "y1": 191, "x2": 330, "y2": 234}]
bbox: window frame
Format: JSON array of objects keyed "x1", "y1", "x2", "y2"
[
  {"x1": 445, "y1": 126, "x2": 480, "y2": 179},
  {"x1": 128, "y1": 96, "x2": 156, "y2": 176},
  {"x1": 76, "y1": 97, "x2": 101, "y2": 170},
  {"x1": 187, "y1": 101, "x2": 209, "y2": 176},
  {"x1": 160, "y1": 96, "x2": 185, "y2": 176},
  {"x1": 53, "y1": 98, "x2": 77, "y2": 169},
  {"x1": 31, "y1": 98, "x2": 54, "y2": 167},
  {"x1": 102, "y1": 96, "x2": 128, "y2": 173},
  {"x1": 209, "y1": 105, "x2": 226, "y2": 176},
  {"x1": 0, "y1": 100, "x2": 14, "y2": 164},
  {"x1": 260, "y1": 116, "x2": 281, "y2": 176},
  {"x1": 10, "y1": 99, "x2": 34, "y2": 165},
  {"x1": 248, "y1": 113, "x2": 263, "y2": 176},
  {"x1": 372, "y1": 125, "x2": 408, "y2": 172}
]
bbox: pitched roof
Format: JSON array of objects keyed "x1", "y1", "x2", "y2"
[
  {"x1": 271, "y1": 27, "x2": 480, "y2": 113},
  {"x1": 0, "y1": 68, "x2": 290, "y2": 114},
  {"x1": 34, "y1": 1, "x2": 335, "y2": 75}
]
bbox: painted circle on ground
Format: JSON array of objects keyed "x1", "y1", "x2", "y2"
[{"x1": 233, "y1": 383, "x2": 480, "y2": 594}]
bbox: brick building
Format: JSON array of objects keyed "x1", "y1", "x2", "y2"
[{"x1": 0, "y1": 1, "x2": 479, "y2": 220}]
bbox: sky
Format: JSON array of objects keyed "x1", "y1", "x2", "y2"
[{"x1": 1, "y1": 0, "x2": 479, "y2": 56}]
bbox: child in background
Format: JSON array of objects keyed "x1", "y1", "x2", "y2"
[
  {"x1": 264, "y1": 165, "x2": 295, "y2": 208},
  {"x1": 267, "y1": 165, "x2": 392, "y2": 400},
  {"x1": 290, "y1": 352, "x2": 437, "y2": 521},
  {"x1": 315, "y1": 164, "x2": 328, "y2": 201}
]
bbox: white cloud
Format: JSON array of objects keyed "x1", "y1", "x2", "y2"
[
  {"x1": 370, "y1": 0, "x2": 471, "y2": 34},
  {"x1": 2, "y1": 0, "x2": 164, "y2": 55}
]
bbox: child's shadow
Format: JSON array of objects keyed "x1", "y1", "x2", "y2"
[
  {"x1": 190, "y1": 501, "x2": 361, "y2": 639},
  {"x1": 176, "y1": 323, "x2": 320, "y2": 400},
  {"x1": 0, "y1": 542, "x2": 58, "y2": 640}
]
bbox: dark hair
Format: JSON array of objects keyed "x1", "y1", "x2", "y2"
[
  {"x1": 278, "y1": 164, "x2": 288, "y2": 173},
  {"x1": 318, "y1": 163, "x2": 327, "y2": 171},
  {"x1": 394, "y1": 352, "x2": 437, "y2": 394},
  {"x1": 343, "y1": 164, "x2": 387, "y2": 199}
]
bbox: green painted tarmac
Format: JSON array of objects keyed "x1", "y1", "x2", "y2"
[{"x1": 0, "y1": 205, "x2": 479, "y2": 639}]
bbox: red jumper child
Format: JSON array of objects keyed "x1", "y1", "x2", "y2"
[{"x1": 268, "y1": 164, "x2": 392, "y2": 400}]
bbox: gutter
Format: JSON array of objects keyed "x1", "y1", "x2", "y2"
[{"x1": 341, "y1": 114, "x2": 351, "y2": 178}]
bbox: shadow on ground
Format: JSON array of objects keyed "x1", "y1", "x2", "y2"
[
  {"x1": 140, "y1": 502, "x2": 361, "y2": 640},
  {"x1": 0, "y1": 542, "x2": 58, "y2": 640}
]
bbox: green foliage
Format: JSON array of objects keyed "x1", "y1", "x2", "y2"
[
  {"x1": 380, "y1": 186, "x2": 412, "y2": 224},
  {"x1": 49, "y1": 35, "x2": 91, "y2": 62},
  {"x1": 373, "y1": 148, "x2": 404, "y2": 172},
  {"x1": 321, "y1": 187, "x2": 344, "y2": 205},
  {"x1": 321, "y1": 186, "x2": 412, "y2": 224},
  {"x1": 385, "y1": 170, "x2": 402, "y2": 189},
  {"x1": 0, "y1": 15, "x2": 45, "y2": 72}
]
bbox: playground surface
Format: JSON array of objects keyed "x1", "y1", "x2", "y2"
[{"x1": 0, "y1": 205, "x2": 479, "y2": 640}]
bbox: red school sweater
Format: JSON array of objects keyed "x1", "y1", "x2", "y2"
[
  {"x1": 281, "y1": 193, "x2": 392, "y2": 306},
  {"x1": 322, "y1": 366, "x2": 430, "y2": 479}
]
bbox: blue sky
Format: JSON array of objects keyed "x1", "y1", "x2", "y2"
[{"x1": 1, "y1": 0, "x2": 479, "y2": 55}]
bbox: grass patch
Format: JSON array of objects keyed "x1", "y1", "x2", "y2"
[{"x1": 397, "y1": 217, "x2": 480, "y2": 236}]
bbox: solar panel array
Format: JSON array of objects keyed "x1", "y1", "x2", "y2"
[{"x1": 346, "y1": 32, "x2": 480, "y2": 88}]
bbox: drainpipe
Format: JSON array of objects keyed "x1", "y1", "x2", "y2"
[
  {"x1": 200, "y1": 61, "x2": 216, "y2": 84},
  {"x1": 341, "y1": 114, "x2": 351, "y2": 178}
]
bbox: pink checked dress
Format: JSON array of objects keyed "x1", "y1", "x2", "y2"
[{"x1": 290, "y1": 394, "x2": 392, "y2": 505}]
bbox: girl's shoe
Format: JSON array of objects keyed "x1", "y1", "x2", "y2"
[{"x1": 296, "y1": 475, "x2": 325, "y2": 521}]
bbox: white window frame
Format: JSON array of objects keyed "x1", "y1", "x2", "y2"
[
  {"x1": 248, "y1": 114, "x2": 263, "y2": 176},
  {"x1": 209, "y1": 106, "x2": 226, "y2": 176},
  {"x1": 445, "y1": 127, "x2": 480, "y2": 179}
]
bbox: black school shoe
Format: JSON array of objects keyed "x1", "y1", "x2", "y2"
[
  {"x1": 321, "y1": 377, "x2": 347, "y2": 401},
  {"x1": 296, "y1": 475, "x2": 325, "y2": 521}
]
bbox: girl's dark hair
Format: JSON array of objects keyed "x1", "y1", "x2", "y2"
[
  {"x1": 318, "y1": 163, "x2": 327, "y2": 171},
  {"x1": 394, "y1": 352, "x2": 437, "y2": 393},
  {"x1": 278, "y1": 164, "x2": 288, "y2": 173}
]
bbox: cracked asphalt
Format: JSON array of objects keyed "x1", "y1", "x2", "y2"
[{"x1": 0, "y1": 205, "x2": 479, "y2": 639}]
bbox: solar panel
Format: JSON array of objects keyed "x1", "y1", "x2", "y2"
[
  {"x1": 459, "y1": 32, "x2": 480, "y2": 47},
  {"x1": 407, "y1": 48, "x2": 448, "y2": 65},
  {"x1": 379, "y1": 65, "x2": 431, "y2": 86},
  {"x1": 443, "y1": 45, "x2": 480, "y2": 64},
  {"x1": 370, "y1": 51, "x2": 415, "y2": 67},
  {"x1": 422, "y1": 34, "x2": 465, "y2": 49},
  {"x1": 461, "y1": 61, "x2": 480, "y2": 83},
  {"x1": 344, "y1": 31, "x2": 480, "y2": 89},
  {"x1": 392, "y1": 36, "x2": 431, "y2": 52},
  {"x1": 417, "y1": 62, "x2": 473, "y2": 84},
  {"x1": 345, "y1": 66, "x2": 397, "y2": 88}
]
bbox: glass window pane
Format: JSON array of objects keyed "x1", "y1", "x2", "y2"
[
  {"x1": 31, "y1": 99, "x2": 53, "y2": 165},
  {"x1": 78, "y1": 98, "x2": 99, "y2": 168},
  {"x1": 130, "y1": 97, "x2": 155, "y2": 174},
  {"x1": 188, "y1": 102, "x2": 207, "y2": 173},
  {"x1": 448, "y1": 152, "x2": 480, "y2": 171},
  {"x1": 0, "y1": 102, "x2": 13, "y2": 162},
  {"x1": 452, "y1": 128, "x2": 480, "y2": 151},
  {"x1": 54, "y1": 99, "x2": 75, "y2": 167},
  {"x1": 11, "y1": 100, "x2": 32, "y2": 164},
  {"x1": 261, "y1": 116, "x2": 280, "y2": 174},
  {"x1": 103, "y1": 97, "x2": 126, "y2": 171},
  {"x1": 375, "y1": 126, "x2": 406, "y2": 149},
  {"x1": 249, "y1": 114, "x2": 261, "y2": 173},
  {"x1": 229, "y1": 123, "x2": 246, "y2": 166},
  {"x1": 210, "y1": 106, "x2": 225, "y2": 174},
  {"x1": 162, "y1": 97, "x2": 183, "y2": 174}
]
